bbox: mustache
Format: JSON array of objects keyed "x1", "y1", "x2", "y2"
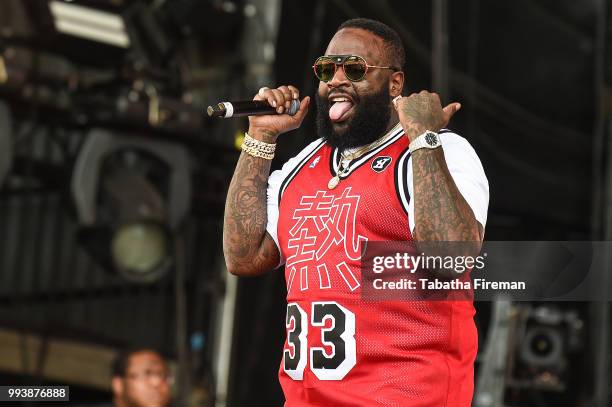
[{"x1": 316, "y1": 92, "x2": 360, "y2": 111}]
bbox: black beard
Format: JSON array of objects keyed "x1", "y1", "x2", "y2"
[{"x1": 316, "y1": 86, "x2": 392, "y2": 152}]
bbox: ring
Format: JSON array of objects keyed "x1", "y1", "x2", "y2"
[
  {"x1": 258, "y1": 86, "x2": 270, "y2": 97},
  {"x1": 392, "y1": 95, "x2": 402, "y2": 106}
]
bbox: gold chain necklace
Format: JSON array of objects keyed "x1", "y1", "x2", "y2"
[{"x1": 327, "y1": 123, "x2": 400, "y2": 190}]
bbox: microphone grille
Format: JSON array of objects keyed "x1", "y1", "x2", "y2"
[{"x1": 287, "y1": 99, "x2": 300, "y2": 116}]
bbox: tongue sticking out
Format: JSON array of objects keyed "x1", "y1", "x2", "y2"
[{"x1": 329, "y1": 101, "x2": 353, "y2": 122}]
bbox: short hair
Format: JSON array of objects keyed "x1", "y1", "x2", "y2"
[
  {"x1": 111, "y1": 347, "x2": 165, "y2": 377},
  {"x1": 337, "y1": 18, "x2": 405, "y2": 71}
]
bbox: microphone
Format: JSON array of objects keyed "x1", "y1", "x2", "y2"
[{"x1": 206, "y1": 99, "x2": 300, "y2": 118}]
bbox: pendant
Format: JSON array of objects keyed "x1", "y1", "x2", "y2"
[{"x1": 328, "y1": 176, "x2": 340, "y2": 189}]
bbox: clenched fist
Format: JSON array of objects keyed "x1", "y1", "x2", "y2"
[
  {"x1": 248, "y1": 85, "x2": 310, "y2": 143},
  {"x1": 393, "y1": 90, "x2": 461, "y2": 142}
]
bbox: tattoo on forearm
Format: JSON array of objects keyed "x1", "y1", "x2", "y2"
[
  {"x1": 412, "y1": 148, "x2": 482, "y2": 243},
  {"x1": 223, "y1": 152, "x2": 279, "y2": 274}
]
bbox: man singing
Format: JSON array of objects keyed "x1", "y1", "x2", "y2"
[{"x1": 223, "y1": 18, "x2": 489, "y2": 406}]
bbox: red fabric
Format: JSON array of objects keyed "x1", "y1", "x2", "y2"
[{"x1": 276, "y1": 136, "x2": 477, "y2": 406}]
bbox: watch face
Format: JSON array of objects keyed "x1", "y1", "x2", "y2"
[{"x1": 425, "y1": 132, "x2": 438, "y2": 146}]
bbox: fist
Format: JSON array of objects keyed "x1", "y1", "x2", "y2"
[
  {"x1": 393, "y1": 90, "x2": 461, "y2": 142},
  {"x1": 248, "y1": 85, "x2": 310, "y2": 143}
]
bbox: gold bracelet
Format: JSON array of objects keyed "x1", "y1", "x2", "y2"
[
  {"x1": 241, "y1": 144, "x2": 274, "y2": 160},
  {"x1": 241, "y1": 133, "x2": 276, "y2": 160}
]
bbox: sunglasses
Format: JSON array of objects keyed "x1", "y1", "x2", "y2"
[{"x1": 313, "y1": 55, "x2": 399, "y2": 82}]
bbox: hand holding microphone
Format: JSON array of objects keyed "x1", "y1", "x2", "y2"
[{"x1": 208, "y1": 85, "x2": 310, "y2": 143}]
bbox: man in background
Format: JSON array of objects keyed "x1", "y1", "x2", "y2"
[{"x1": 110, "y1": 348, "x2": 172, "y2": 407}]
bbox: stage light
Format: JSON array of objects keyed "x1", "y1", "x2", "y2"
[
  {"x1": 49, "y1": 0, "x2": 130, "y2": 48},
  {"x1": 100, "y1": 169, "x2": 172, "y2": 282},
  {"x1": 72, "y1": 129, "x2": 190, "y2": 283},
  {"x1": 112, "y1": 222, "x2": 169, "y2": 274}
]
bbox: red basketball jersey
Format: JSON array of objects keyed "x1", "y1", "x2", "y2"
[{"x1": 274, "y1": 125, "x2": 478, "y2": 406}]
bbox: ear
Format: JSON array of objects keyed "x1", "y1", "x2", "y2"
[
  {"x1": 112, "y1": 377, "x2": 124, "y2": 398},
  {"x1": 389, "y1": 71, "x2": 404, "y2": 98}
]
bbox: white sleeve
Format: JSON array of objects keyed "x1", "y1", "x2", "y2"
[
  {"x1": 266, "y1": 138, "x2": 325, "y2": 268},
  {"x1": 407, "y1": 131, "x2": 489, "y2": 234}
]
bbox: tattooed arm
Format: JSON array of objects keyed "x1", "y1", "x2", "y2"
[
  {"x1": 411, "y1": 147, "x2": 483, "y2": 242},
  {"x1": 223, "y1": 140, "x2": 280, "y2": 276},
  {"x1": 394, "y1": 91, "x2": 483, "y2": 264},
  {"x1": 223, "y1": 86, "x2": 310, "y2": 276}
]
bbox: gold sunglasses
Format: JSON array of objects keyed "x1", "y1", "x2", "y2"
[{"x1": 313, "y1": 54, "x2": 399, "y2": 82}]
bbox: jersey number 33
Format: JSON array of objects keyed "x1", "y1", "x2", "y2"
[{"x1": 283, "y1": 301, "x2": 356, "y2": 381}]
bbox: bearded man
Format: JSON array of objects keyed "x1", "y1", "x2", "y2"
[{"x1": 223, "y1": 17, "x2": 489, "y2": 406}]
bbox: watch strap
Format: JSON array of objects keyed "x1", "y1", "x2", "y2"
[{"x1": 409, "y1": 130, "x2": 441, "y2": 153}]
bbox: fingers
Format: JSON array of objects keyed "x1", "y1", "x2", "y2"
[
  {"x1": 442, "y1": 102, "x2": 461, "y2": 118},
  {"x1": 393, "y1": 91, "x2": 440, "y2": 105},
  {"x1": 291, "y1": 96, "x2": 310, "y2": 123},
  {"x1": 394, "y1": 90, "x2": 461, "y2": 132},
  {"x1": 276, "y1": 86, "x2": 295, "y2": 111},
  {"x1": 254, "y1": 85, "x2": 300, "y2": 114},
  {"x1": 287, "y1": 85, "x2": 299, "y2": 100},
  {"x1": 269, "y1": 89, "x2": 286, "y2": 113},
  {"x1": 440, "y1": 102, "x2": 461, "y2": 128},
  {"x1": 257, "y1": 86, "x2": 269, "y2": 97},
  {"x1": 392, "y1": 95, "x2": 402, "y2": 109}
]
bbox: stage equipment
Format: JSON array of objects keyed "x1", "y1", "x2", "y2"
[
  {"x1": 0, "y1": 101, "x2": 12, "y2": 186},
  {"x1": 72, "y1": 129, "x2": 190, "y2": 282},
  {"x1": 475, "y1": 302, "x2": 586, "y2": 406},
  {"x1": 49, "y1": 0, "x2": 130, "y2": 48},
  {"x1": 510, "y1": 305, "x2": 584, "y2": 392},
  {"x1": 474, "y1": 299, "x2": 513, "y2": 407}
]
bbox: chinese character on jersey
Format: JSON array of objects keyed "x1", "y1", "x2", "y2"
[{"x1": 285, "y1": 187, "x2": 367, "y2": 292}]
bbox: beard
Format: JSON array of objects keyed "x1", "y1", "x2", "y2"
[{"x1": 316, "y1": 85, "x2": 392, "y2": 152}]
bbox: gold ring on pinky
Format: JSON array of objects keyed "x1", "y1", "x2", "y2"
[{"x1": 258, "y1": 86, "x2": 270, "y2": 97}]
